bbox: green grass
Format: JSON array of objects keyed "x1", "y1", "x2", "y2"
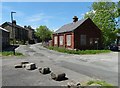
[
  {"x1": 84, "y1": 80, "x2": 115, "y2": 88},
  {"x1": 47, "y1": 46, "x2": 111, "y2": 55},
  {"x1": 0, "y1": 51, "x2": 23, "y2": 56}
]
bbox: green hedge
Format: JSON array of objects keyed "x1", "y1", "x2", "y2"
[{"x1": 47, "y1": 46, "x2": 111, "y2": 54}]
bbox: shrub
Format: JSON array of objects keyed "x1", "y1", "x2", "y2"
[
  {"x1": 86, "y1": 80, "x2": 114, "y2": 88},
  {"x1": 0, "y1": 52, "x2": 23, "y2": 56}
]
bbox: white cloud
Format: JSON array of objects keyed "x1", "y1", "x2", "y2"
[
  {"x1": 27, "y1": 14, "x2": 43, "y2": 22},
  {"x1": 26, "y1": 13, "x2": 53, "y2": 22},
  {"x1": 23, "y1": 13, "x2": 54, "y2": 30},
  {"x1": 2, "y1": 5, "x2": 25, "y2": 17}
]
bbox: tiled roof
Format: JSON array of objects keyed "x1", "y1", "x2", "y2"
[
  {"x1": 4, "y1": 22, "x2": 35, "y2": 31},
  {"x1": 55, "y1": 18, "x2": 89, "y2": 33}
]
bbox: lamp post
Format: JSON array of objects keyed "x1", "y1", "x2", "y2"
[{"x1": 11, "y1": 11, "x2": 16, "y2": 55}]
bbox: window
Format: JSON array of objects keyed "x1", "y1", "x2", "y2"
[
  {"x1": 59, "y1": 36, "x2": 63, "y2": 45},
  {"x1": 80, "y1": 35, "x2": 86, "y2": 45},
  {"x1": 66, "y1": 35, "x2": 71, "y2": 46},
  {"x1": 90, "y1": 38, "x2": 93, "y2": 45},
  {"x1": 54, "y1": 36, "x2": 57, "y2": 45}
]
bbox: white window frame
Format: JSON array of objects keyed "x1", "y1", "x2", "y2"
[
  {"x1": 54, "y1": 36, "x2": 57, "y2": 45},
  {"x1": 59, "y1": 36, "x2": 63, "y2": 45},
  {"x1": 66, "y1": 35, "x2": 71, "y2": 46}
]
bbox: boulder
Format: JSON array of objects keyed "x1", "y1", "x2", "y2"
[
  {"x1": 21, "y1": 61, "x2": 29, "y2": 65},
  {"x1": 21, "y1": 61, "x2": 29, "y2": 68},
  {"x1": 67, "y1": 81, "x2": 81, "y2": 88},
  {"x1": 15, "y1": 64, "x2": 22, "y2": 68},
  {"x1": 25, "y1": 63, "x2": 36, "y2": 70},
  {"x1": 51, "y1": 72, "x2": 66, "y2": 81},
  {"x1": 39, "y1": 67, "x2": 51, "y2": 74}
]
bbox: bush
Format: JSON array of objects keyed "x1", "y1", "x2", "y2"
[
  {"x1": 47, "y1": 46, "x2": 111, "y2": 55},
  {"x1": 0, "y1": 52, "x2": 23, "y2": 56},
  {"x1": 86, "y1": 80, "x2": 114, "y2": 88}
]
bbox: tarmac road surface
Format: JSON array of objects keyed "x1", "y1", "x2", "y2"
[{"x1": 2, "y1": 43, "x2": 119, "y2": 86}]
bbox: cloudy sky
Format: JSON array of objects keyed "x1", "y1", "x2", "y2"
[{"x1": 1, "y1": 2, "x2": 95, "y2": 31}]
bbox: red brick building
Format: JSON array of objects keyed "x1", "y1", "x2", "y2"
[{"x1": 52, "y1": 16, "x2": 102, "y2": 50}]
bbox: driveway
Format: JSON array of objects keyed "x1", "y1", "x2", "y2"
[{"x1": 2, "y1": 43, "x2": 119, "y2": 86}]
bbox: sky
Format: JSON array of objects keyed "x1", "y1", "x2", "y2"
[{"x1": 1, "y1": 2, "x2": 93, "y2": 31}]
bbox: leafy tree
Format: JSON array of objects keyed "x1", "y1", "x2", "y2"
[
  {"x1": 84, "y1": 2, "x2": 118, "y2": 48},
  {"x1": 35, "y1": 25, "x2": 53, "y2": 43},
  {"x1": 118, "y1": 1, "x2": 120, "y2": 16},
  {"x1": 117, "y1": 1, "x2": 120, "y2": 29}
]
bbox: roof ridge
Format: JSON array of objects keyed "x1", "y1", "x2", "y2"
[{"x1": 55, "y1": 18, "x2": 89, "y2": 33}]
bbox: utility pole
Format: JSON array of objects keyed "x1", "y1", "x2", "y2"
[{"x1": 11, "y1": 11, "x2": 16, "y2": 55}]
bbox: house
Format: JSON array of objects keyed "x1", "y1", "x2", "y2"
[
  {"x1": 52, "y1": 16, "x2": 102, "y2": 50},
  {"x1": 1, "y1": 21, "x2": 28, "y2": 44},
  {"x1": 0, "y1": 27, "x2": 10, "y2": 49},
  {"x1": 24, "y1": 26, "x2": 35, "y2": 44}
]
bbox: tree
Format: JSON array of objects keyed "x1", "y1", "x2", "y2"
[
  {"x1": 84, "y1": 2, "x2": 118, "y2": 48},
  {"x1": 35, "y1": 25, "x2": 53, "y2": 43},
  {"x1": 117, "y1": 1, "x2": 120, "y2": 29},
  {"x1": 118, "y1": 1, "x2": 120, "y2": 16}
]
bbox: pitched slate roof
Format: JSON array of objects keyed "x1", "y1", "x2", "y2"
[
  {"x1": 0, "y1": 27, "x2": 9, "y2": 32},
  {"x1": 1, "y1": 22, "x2": 25, "y2": 30},
  {"x1": 55, "y1": 18, "x2": 89, "y2": 34}
]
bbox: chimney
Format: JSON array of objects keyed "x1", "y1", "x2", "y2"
[
  {"x1": 73, "y1": 16, "x2": 78, "y2": 22},
  {"x1": 24, "y1": 25, "x2": 27, "y2": 28},
  {"x1": 12, "y1": 20, "x2": 16, "y2": 25}
]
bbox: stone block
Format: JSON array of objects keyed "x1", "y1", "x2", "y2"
[
  {"x1": 25, "y1": 63, "x2": 36, "y2": 70},
  {"x1": 15, "y1": 64, "x2": 22, "y2": 68},
  {"x1": 67, "y1": 81, "x2": 81, "y2": 88},
  {"x1": 51, "y1": 72, "x2": 66, "y2": 81},
  {"x1": 39, "y1": 67, "x2": 51, "y2": 74},
  {"x1": 21, "y1": 61, "x2": 29, "y2": 65},
  {"x1": 21, "y1": 61, "x2": 29, "y2": 68}
]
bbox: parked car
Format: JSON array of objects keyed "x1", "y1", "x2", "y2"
[
  {"x1": 109, "y1": 43, "x2": 119, "y2": 51},
  {"x1": 109, "y1": 38, "x2": 120, "y2": 51}
]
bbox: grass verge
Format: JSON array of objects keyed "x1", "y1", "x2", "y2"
[
  {"x1": 82, "y1": 80, "x2": 115, "y2": 88},
  {"x1": 47, "y1": 46, "x2": 111, "y2": 55},
  {"x1": 0, "y1": 51, "x2": 23, "y2": 56}
]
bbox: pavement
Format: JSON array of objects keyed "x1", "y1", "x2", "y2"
[{"x1": 2, "y1": 43, "x2": 119, "y2": 86}]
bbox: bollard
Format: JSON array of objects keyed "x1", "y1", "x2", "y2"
[
  {"x1": 25, "y1": 63, "x2": 36, "y2": 70},
  {"x1": 51, "y1": 72, "x2": 66, "y2": 81},
  {"x1": 39, "y1": 67, "x2": 51, "y2": 74},
  {"x1": 21, "y1": 61, "x2": 29, "y2": 68},
  {"x1": 15, "y1": 64, "x2": 22, "y2": 68},
  {"x1": 67, "y1": 81, "x2": 81, "y2": 88},
  {"x1": 21, "y1": 61, "x2": 29, "y2": 65}
]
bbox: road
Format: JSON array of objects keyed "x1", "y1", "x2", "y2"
[{"x1": 2, "y1": 43, "x2": 119, "y2": 86}]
